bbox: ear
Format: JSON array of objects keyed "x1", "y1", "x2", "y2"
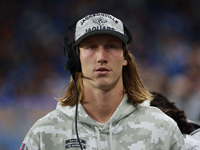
[{"x1": 123, "y1": 58, "x2": 128, "y2": 66}]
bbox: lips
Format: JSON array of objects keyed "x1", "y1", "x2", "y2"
[
  {"x1": 95, "y1": 67, "x2": 110, "y2": 74},
  {"x1": 96, "y1": 67, "x2": 110, "y2": 71}
]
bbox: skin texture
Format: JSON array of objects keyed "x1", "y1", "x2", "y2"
[{"x1": 79, "y1": 34, "x2": 127, "y2": 123}]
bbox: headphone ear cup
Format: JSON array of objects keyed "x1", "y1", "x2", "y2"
[
  {"x1": 64, "y1": 40, "x2": 82, "y2": 73},
  {"x1": 123, "y1": 23, "x2": 133, "y2": 44},
  {"x1": 64, "y1": 40, "x2": 75, "y2": 72},
  {"x1": 64, "y1": 21, "x2": 82, "y2": 74},
  {"x1": 70, "y1": 42, "x2": 82, "y2": 72}
]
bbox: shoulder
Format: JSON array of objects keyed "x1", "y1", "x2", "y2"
[
  {"x1": 24, "y1": 110, "x2": 56, "y2": 137},
  {"x1": 32, "y1": 109, "x2": 62, "y2": 127},
  {"x1": 137, "y1": 103, "x2": 174, "y2": 121},
  {"x1": 126, "y1": 103, "x2": 185, "y2": 149},
  {"x1": 134, "y1": 104, "x2": 178, "y2": 128},
  {"x1": 25, "y1": 108, "x2": 70, "y2": 136},
  {"x1": 22, "y1": 106, "x2": 75, "y2": 146},
  {"x1": 23, "y1": 108, "x2": 72, "y2": 144}
]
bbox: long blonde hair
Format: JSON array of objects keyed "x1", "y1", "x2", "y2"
[{"x1": 57, "y1": 46, "x2": 153, "y2": 106}]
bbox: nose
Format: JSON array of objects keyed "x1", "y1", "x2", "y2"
[{"x1": 97, "y1": 46, "x2": 107, "y2": 64}]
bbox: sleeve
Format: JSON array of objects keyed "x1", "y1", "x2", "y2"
[
  {"x1": 20, "y1": 123, "x2": 41, "y2": 150},
  {"x1": 19, "y1": 143, "x2": 27, "y2": 150},
  {"x1": 170, "y1": 125, "x2": 186, "y2": 150}
]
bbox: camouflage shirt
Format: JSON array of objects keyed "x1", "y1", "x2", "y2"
[{"x1": 21, "y1": 94, "x2": 185, "y2": 150}]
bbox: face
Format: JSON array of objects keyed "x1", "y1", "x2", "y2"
[{"x1": 79, "y1": 34, "x2": 128, "y2": 91}]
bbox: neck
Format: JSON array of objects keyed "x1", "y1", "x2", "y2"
[{"x1": 81, "y1": 82, "x2": 124, "y2": 123}]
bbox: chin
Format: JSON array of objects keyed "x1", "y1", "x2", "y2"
[{"x1": 96, "y1": 82, "x2": 116, "y2": 91}]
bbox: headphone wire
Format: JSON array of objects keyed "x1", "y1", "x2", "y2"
[{"x1": 72, "y1": 73, "x2": 84, "y2": 150}]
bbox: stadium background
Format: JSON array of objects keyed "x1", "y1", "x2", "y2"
[{"x1": 0, "y1": 0, "x2": 200, "y2": 149}]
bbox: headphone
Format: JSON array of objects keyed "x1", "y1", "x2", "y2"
[{"x1": 63, "y1": 21, "x2": 133, "y2": 74}]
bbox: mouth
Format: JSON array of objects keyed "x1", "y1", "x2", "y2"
[{"x1": 95, "y1": 67, "x2": 110, "y2": 74}]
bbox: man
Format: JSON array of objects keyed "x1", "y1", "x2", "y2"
[{"x1": 21, "y1": 12, "x2": 185, "y2": 150}]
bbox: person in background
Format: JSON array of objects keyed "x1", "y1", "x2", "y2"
[
  {"x1": 20, "y1": 12, "x2": 185, "y2": 150},
  {"x1": 150, "y1": 92, "x2": 200, "y2": 150}
]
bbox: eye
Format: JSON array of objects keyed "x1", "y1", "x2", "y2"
[
  {"x1": 88, "y1": 46, "x2": 95, "y2": 50},
  {"x1": 85, "y1": 44, "x2": 97, "y2": 50},
  {"x1": 108, "y1": 45, "x2": 116, "y2": 49}
]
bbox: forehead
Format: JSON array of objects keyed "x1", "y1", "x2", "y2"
[{"x1": 79, "y1": 34, "x2": 122, "y2": 45}]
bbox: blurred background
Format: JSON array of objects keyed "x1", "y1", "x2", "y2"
[{"x1": 0, "y1": 0, "x2": 200, "y2": 149}]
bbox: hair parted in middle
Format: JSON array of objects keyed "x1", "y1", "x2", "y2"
[{"x1": 57, "y1": 44, "x2": 153, "y2": 106}]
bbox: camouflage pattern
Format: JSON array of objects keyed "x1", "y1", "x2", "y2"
[{"x1": 22, "y1": 94, "x2": 185, "y2": 150}]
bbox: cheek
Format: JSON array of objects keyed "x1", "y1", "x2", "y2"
[
  {"x1": 80, "y1": 51, "x2": 89, "y2": 65},
  {"x1": 114, "y1": 52, "x2": 127, "y2": 66},
  {"x1": 80, "y1": 57, "x2": 88, "y2": 70},
  {"x1": 80, "y1": 54, "x2": 94, "y2": 74},
  {"x1": 80, "y1": 50, "x2": 94, "y2": 62}
]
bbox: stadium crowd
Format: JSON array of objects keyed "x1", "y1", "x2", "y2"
[{"x1": 0, "y1": 0, "x2": 200, "y2": 149}]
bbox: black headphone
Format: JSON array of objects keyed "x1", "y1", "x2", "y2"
[{"x1": 63, "y1": 21, "x2": 133, "y2": 74}]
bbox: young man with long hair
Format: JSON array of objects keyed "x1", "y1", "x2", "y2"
[{"x1": 21, "y1": 12, "x2": 185, "y2": 150}]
